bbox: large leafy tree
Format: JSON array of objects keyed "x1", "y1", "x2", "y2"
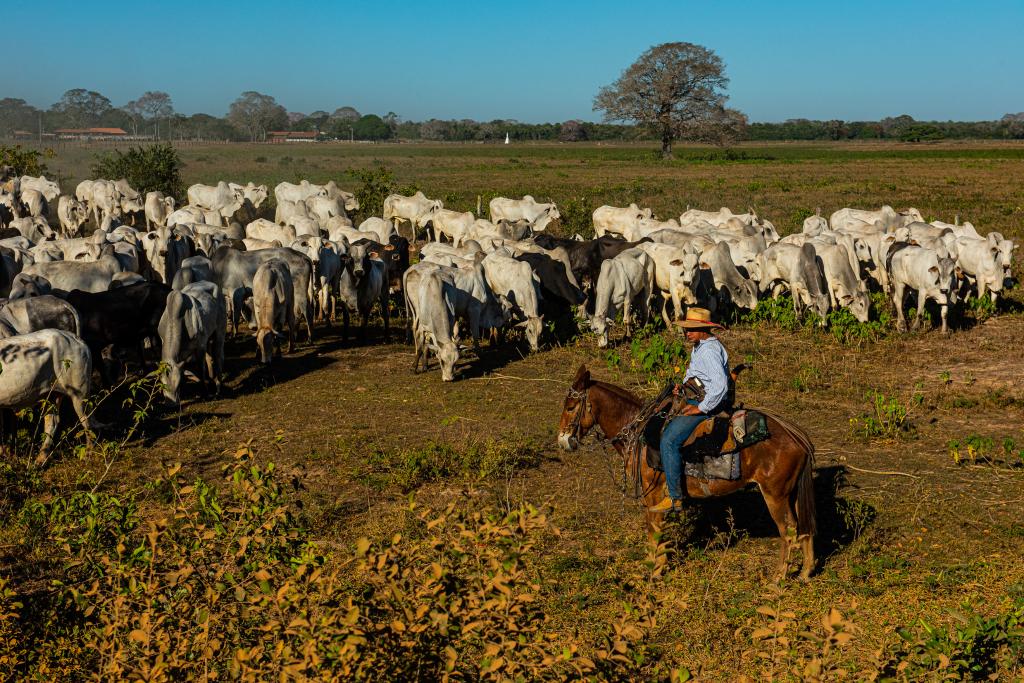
[
  {"x1": 0, "y1": 98, "x2": 41, "y2": 136},
  {"x1": 594, "y1": 42, "x2": 739, "y2": 158},
  {"x1": 351, "y1": 114, "x2": 393, "y2": 141},
  {"x1": 227, "y1": 91, "x2": 288, "y2": 142},
  {"x1": 50, "y1": 88, "x2": 113, "y2": 129}
]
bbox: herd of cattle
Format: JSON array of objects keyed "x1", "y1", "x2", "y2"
[{"x1": 0, "y1": 168, "x2": 1017, "y2": 460}]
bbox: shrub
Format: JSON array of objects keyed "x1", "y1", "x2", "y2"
[
  {"x1": 877, "y1": 596, "x2": 1024, "y2": 679},
  {"x1": 0, "y1": 144, "x2": 52, "y2": 177},
  {"x1": 965, "y1": 294, "x2": 997, "y2": 320},
  {"x1": 91, "y1": 143, "x2": 184, "y2": 202},
  {"x1": 0, "y1": 442, "x2": 663, "y2": 680},
  {"x1": 559, "y1": 195, "x2": 595, "y2": 239},
  {"x1": 850, "y1": 388, "x2": 924, "y2": 440}
]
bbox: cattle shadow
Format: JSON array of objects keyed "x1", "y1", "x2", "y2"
[
  {"x1": 223, "y1": 349, "x2": 339, "y2": 399},
  {"x1": 663, "y1": 464, "x2": 868, "y2": 574}
]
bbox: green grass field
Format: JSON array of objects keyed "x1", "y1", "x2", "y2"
[{"x1": 3, "y1": 140, "x2": 1023, "y2": 680}]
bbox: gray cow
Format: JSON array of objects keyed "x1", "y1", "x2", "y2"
[
  {"x1": 0, "y1": 296, "x2": 80, "y2": 338},
  {"x1": 210, "y1": 244, "x2": 314, "y2": 340},
  {"x1": 158, "y1": 281, "x2": 226, "y2": 404}
]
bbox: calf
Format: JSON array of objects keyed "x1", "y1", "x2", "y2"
[
  {"x1": 252, "y1": 259, "x2": 295, "y2": 363},
  {"x1": 158, "y1": 281, "x2": 226, "y2": 404},
  {"x1": 0, "y1": 329, "x2": 94, "y2": 462}
]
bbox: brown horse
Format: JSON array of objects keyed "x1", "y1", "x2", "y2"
[{"x1": 557, "y1": 365, "x2": 816, "y2": 582}]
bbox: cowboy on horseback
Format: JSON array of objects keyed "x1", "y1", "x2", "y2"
[{"x1": 649, "y1": 307, "x2": 730, "y2": 513}]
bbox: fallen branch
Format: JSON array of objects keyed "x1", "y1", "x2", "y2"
[{"x1": 845, "y1": 464, "x2": 920, "y2": 479}]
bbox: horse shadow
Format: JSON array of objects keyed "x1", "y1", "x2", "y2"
[{"x1": 664, "y1": 464, "x2": 870, "y2": 572}]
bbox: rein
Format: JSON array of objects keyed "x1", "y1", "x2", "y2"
[{"x1": 565, "y1": 383, "x2": 664, "y2": 501}]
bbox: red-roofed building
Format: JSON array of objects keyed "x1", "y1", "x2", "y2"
[
  {"x1": 54, "y1": 127, "x2": 129, "y2": 140},
  {"x1": 268, "y1": 130, "x2": 320, "y2": 143}
]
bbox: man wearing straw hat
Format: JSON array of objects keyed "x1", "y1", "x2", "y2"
[{"x1": 649, "y1": 307, "x2": 730, "y2": 513}]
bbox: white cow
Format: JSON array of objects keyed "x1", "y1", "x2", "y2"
[
  {"x1": 812, "y1": 242, "x2": 871, "y2": 322},
  {"x1": 592, "y1": 204, "x2": 653, "y2": 238},
  {"x1": 420, "y1": 208, "x2": 476, "y2": 246},
  {"x1": 252, "y1": 258, "x2": 295, "y2": 363},
  {"x1": 186, "y1": 182, "x2": 245, "y2": 225},
  {"x1": 383, "y1": 191, "x2": 442, "y2": 241},
  {"x1": 481, "y1": 250, "x2": 543, "y2": 352},
  {"x1": 757, "y1": 243, "x2": 830, "y2": 320},
  {"x1": 57, "y1": 196, "x2": 89, "y2": 237},
  {"x1": 246, "y1": 219, "x2": 297, "y2": 245},
  {"x1": 954, "y1": 236, "x2": 1006, "y2": 303},
  {"x1": 274, "y1": 180, "x2": 328, "y2": 204},
  {"x1": 144, "y1": 191, "x2": 176, "y2": 230},
  {"x1": 489, "y1": 195, "x2": 560, "y2": 232},
  {"x1": 887, "y1": 245, "x2": 957, "y2": 333},
  {"x1": 830, "y1": 206, "x2": 923, "y2": 233},
  {"x1": 591, "y1": 248, "x2": 654, "y2": 348},
  {"x1": 20, "y1": 175, "x2": 60, "y2": 203},
  {"x1": 0, "y1": 329, "x2": 94, "y2": 462},
  {"x1": 634, "y1": 241, "x2": 701, "y2": 325}
]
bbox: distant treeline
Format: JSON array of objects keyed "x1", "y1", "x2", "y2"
[{"x1": 3, "y1": 90, "x2": 1023, "y2": 143}]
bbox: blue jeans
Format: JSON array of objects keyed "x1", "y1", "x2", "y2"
[{"x1": 660, "y1": 414, "x2": 706, "y2": 501}]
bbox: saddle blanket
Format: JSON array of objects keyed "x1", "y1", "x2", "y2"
[{"x1": 684, "y1": 451, "x2": 742, "y2": 480}]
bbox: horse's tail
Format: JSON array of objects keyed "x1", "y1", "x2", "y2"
[
  {"x1": 795, "y1": 449, "x2": 817, "y2": 539},
  {"x1": 760, "y1": 409, "x2": 817, "y2": 539}
]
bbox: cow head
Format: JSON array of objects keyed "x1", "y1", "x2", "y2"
[
  {"x1": 591, "y1": 315, "x2": 610, "y2": 348},
  {"x1": 437, "y1": 341, "x2": 460, "y2": 382}
]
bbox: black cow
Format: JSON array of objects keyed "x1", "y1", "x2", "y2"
[
  {"x1": 532, "y1": 234, "x2": 651, "y2": 291},
  {"x1": 63, "y1": 282, "x2": 171, "y2": 385}
]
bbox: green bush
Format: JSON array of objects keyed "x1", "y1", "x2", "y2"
[
  {"x1": 91, "y1": 143, "x2": 184, "y2": 202},
  {"x1": 0, "y1": 144, "x2": 52, "y2": 177},
  {"x1": 559, "y1": 195, "x2": 595, "y2": 238},
  {"x1": 851, "y1": 388, "x2": 923, "y2": 440},
  {"x1": 879, "y1": 596, "x2": 1024, "y2": 679}
]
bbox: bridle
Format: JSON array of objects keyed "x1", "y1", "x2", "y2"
[{"x1": 564, "y1": 385, "x2": 592, "y2": 440}]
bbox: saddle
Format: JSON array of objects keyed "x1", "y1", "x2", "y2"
[{"x1": 640, "y1": 405, "x2": 769, "y2": 482}]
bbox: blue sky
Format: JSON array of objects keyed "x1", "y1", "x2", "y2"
[{"x1": 5, "y1": 0, "x2": 1022, "y2": 123}]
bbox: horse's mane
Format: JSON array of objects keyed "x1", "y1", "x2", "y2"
[{"x1": 590, "y1": 380, "x2": 641, "y2": 406}]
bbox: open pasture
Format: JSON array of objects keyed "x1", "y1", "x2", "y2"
[{"x1": 4, "y1": 141, "x2": 1023, "y2": 679}]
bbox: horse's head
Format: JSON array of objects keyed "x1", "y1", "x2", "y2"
[{"x1": 558, "y1": 365, "x2": 595, "y2": 450}]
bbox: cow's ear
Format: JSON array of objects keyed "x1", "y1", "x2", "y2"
[
  {"x1": 572, "y1": 364, "x2": 590, "y2": 387},
  {"x1": 699, "y1": 261, "x2": 712, "y2": 270},
  {"x1": 669, "y1": 259, "x2": 683, "y2": 266},
  {"x1": 369, "y1": 251, "x2": 379, "y2": 259},
  {"x1": 384, "y1": 244, "x2": 395, "y2": 251},
  {"x1": 928, "y1": 266, "x2": 939, "y2": 275},
  {"x1": 840, "y1": 294, "x2": 853, "y2": 303}
]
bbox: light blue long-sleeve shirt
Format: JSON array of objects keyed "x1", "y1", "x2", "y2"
[{"x1": 683, "y1": 335, "x2": 730, "y2": 413}]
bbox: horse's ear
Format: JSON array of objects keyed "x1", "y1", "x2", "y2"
[{"x1": 572, "y1": 364, "x2": 590, "y2": 387}]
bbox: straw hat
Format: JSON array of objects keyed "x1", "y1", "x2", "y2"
[{"x1": 674, "y1": 307, "x2": 724, "y2": 330}]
